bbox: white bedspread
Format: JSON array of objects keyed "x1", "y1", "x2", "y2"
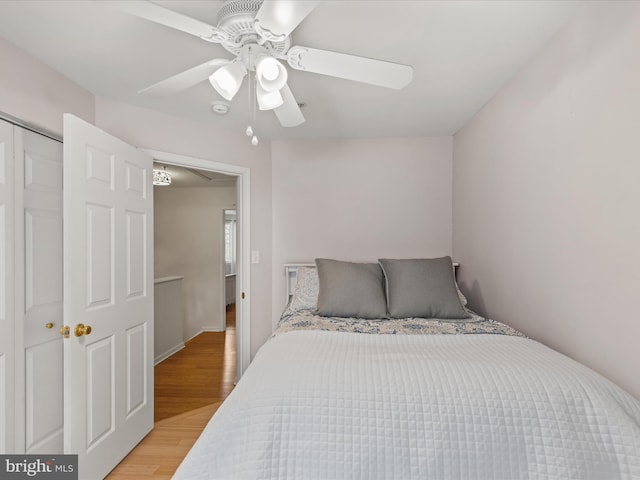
[{"x1": 173, "y1": 330, "x2": 640, "y2": 479}]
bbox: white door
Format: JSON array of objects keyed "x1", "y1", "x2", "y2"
[
  {"x1": 14, "y1": 127, "x2": 64, "y2": 454},
  {"x1": 0, "y1": 119, "x2": 15, "y2": 453},
  {"x1": 63, "y1": 114, "x2": 153, "y2": 479}
]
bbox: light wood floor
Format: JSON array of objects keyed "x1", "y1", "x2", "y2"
[
  {"x1": 106, "y1": 305, "x2": 236, "y2": 479},
  {"x1": 106, "y1": 402, "x2": 222, "y2": 479},
  {"x1": 155, "y1": 306, "x2": 236, "y2": 422}
]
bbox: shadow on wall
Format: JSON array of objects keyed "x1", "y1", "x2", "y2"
[{"x1": 461, "y1": 279, "x2": 488, "y2": 320}]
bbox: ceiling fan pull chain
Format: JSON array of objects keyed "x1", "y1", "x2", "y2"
[
  {"x1": 247, "y1": 63, "x2": 259, "y2": 146},
  {"x1": 251, "y1": 72, "x2": 259, "y2": 146},
  {"x1": 246, "y1": 59, "x2": 254, "y2": 138}
]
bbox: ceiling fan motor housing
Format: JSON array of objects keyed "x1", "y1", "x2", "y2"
[{"x1": 217, "y1": 0, "x2": 290, "y2": 57}]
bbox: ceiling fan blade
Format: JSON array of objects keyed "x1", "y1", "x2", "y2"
[
  {"x1": 287, "y1": 46, "x2": 413, "y2": 90},
  {"x1": 254, "y1": 0, "x2": 320, "y2": 42},
  {"x1": 274, "y1": 84, "x2": 305, "y2": 127},
  {"x1": 139, "y1": 58, "x2": 231, "y2": 97},
  {"x1": 114, "y1": 1, "x2": 225, "y2": 42}
]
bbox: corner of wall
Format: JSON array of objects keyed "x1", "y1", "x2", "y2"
[{"x1": 0, "y1": 35, "x2": 94, "y2": 135}]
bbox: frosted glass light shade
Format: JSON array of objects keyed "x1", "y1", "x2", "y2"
[
  {"x1": 256, "y1": 82, "x2": 284, "y2": 110},
  {"x1": 255, "y1": 55, "x2": 287, "y2": 92},
  {"x1": 209, "y1": 61, "x2": 247, "y2": 100}
]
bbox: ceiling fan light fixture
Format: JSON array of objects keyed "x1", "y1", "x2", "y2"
[
  {"x1": 255, "y1": 54, "x2": 288, "y2": 92},
  {"x1": 256, "y1": 82, "x2": 284, "y2": 110},
  {"x1": 209, "y1": 61, "x2": 247, "y2": 100}
]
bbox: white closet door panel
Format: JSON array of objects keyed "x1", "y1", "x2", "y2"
[
  {"x1": 25, "y1": 338, "x2": 63, "y2": 453},
  {"x1": 25, "y1": 208, "x2": 63, "y2": 312},
  {"x1": 14, "y1": 126, "x2": 63, "y2": 454},
  {"x1": 24, "y1": 149, "x2": 63, "y2": 191},
  {"x1": 0, "y1": 119, "x2": 15, "y2": 453}
]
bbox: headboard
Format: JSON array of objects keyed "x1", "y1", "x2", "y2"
[{"x1": 284, "y1": 261, "x2": 460, "y2": 303}]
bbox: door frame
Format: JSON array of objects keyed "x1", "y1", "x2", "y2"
[
  {"x1": 222, "y1": 207, "x2": 237, "y2": 332},
  {"x1": 142, "y1": 149, "x2": 251, "y2": 381}
]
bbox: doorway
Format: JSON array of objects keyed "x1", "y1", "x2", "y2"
[{"x1": 145, "y1": 149, "x2": 250, "y2": 385}]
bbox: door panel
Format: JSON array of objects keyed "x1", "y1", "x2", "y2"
[
  {"x1": 25, "y1": 339, "x2": 63, "y2": 452},
  {"x1": 85, "y1": 336, "x2": 115, "y2": 450},
  {"x1": 25, "y1": 209, "x2": 62, "y2": 310},
  {"x1": 125, "y1": 211, "x2": 146, "y2": 298},
  {"x1": 14, "y1": 126, "x2": 63, "y2": 454},
  {"x1": 86, "y1": 204, "x2": 114, "y2": 308},
  {"x1": 0, "y1": 119, "x2": 15, "y2": 453},
  {"x1": 125, "y1": 323, "x2": 147, "y2": 416},
  {"x1": 63, "y1": 114, "x2": 153, "y2": 479}
]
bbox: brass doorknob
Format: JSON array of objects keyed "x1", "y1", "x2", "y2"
[
  {"x1": 74, "y1": 323, "x2": 92, "y2": 337},
  {"x1": 60, "y1": 326, "x2": 70, "y2": 338},
  {"x1": 45, "y1": 322, "x2": 54, "y2": 329}
]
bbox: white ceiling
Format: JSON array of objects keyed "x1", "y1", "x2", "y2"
[{"x1": 0, "y1": 1, "x2": 581, "y2": 140}]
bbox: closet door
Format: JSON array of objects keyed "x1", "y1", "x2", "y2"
[
  {"x1": 14, "y1": 127, "x2": 63, "y2": 453},
  {"x1": 0, "y1": 119, "x2": 15, "y2": 453}
]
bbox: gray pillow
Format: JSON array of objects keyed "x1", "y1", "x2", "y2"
[
  {"x1": 379, "y1": 257, "x2": 470, "y2": 319},
  {"x1": 315, "y1": 259, "x2": 387, "y2": 319}
]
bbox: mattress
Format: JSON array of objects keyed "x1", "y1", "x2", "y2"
[{"x1": 173, "y1": 312, "x2": 640, "y2": 479}]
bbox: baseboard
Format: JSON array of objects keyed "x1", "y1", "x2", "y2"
[
  {"x1": 201, "y1": 325, "x2": 224, "y2": 332},
  {"x1": 154, "y1": 343, "x2": 185, "y2": 365},
  {"x1": 183, "y1": 326, "x2": 224, "y2": 345}
]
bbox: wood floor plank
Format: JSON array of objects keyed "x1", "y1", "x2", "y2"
[{"x1": 105, "y1": 306, "x2": 235, "y2": 479}]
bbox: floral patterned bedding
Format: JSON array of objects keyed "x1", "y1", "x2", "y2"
[{"x1": 275, "y1": 307, "x2": 526, "y2": 337}]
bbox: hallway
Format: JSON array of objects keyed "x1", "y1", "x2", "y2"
[{"x1": 154, "y1": 305, "x2": 236, "y2": 422}]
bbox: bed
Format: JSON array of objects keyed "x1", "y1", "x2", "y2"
[{"x1": 173, "y1": 257, "x2": 640, "y2": 479}]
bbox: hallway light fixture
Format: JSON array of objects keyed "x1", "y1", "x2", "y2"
[{"x1": 153, "y1": 166, "x2": 172, "y2": 186}]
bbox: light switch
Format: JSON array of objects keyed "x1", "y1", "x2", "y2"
[{"x1": 251, "y1": 250, "x2": 260, "y2": 264}]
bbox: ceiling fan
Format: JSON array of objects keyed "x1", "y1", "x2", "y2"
[{"x1": 117, "y1": 0, "x2": 414, "y2": 129}]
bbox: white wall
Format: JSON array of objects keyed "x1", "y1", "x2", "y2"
[
  {"x1": 453, "y1": 2, "x2": 640, "y2": 400},
  {"x1": 94, "y1": 98, "x2": 273, "y2": 357},
  {"x1": 0, "y1": 36, "x2": 94, "y2": 135},
  {"x1": 154, "y1": 277, "x2": 185, "y2": 363},
  {"x1": 154, "y1": 186, "x2": 236, "y2": 339},
  {"x1": 272, "y1": 137, "x2": 453, "y2": 326}
]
